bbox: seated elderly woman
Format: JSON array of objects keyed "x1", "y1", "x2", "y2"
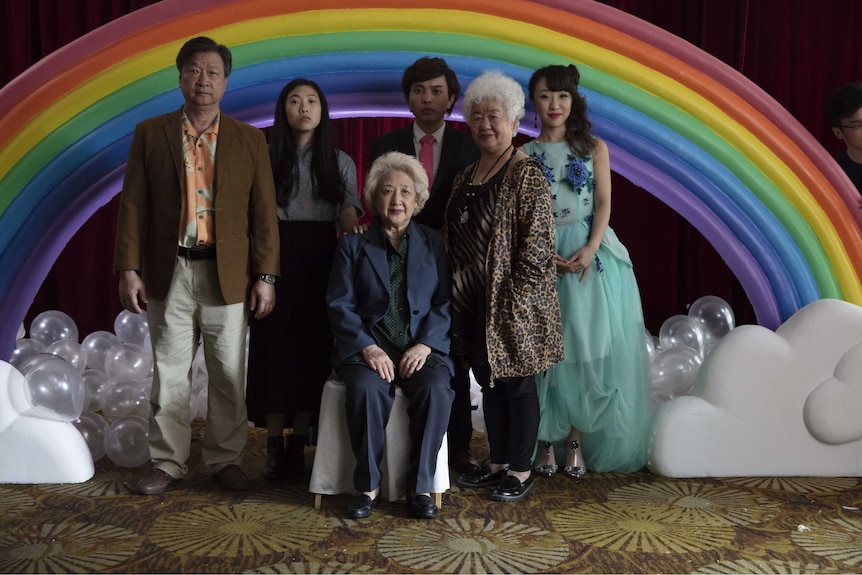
[
  {"x1": 326, "y1": 151, "x2": 455, "y2": 520},
  {"x1": 445, "y1": 71, "x2": 563, "y2": 503}
]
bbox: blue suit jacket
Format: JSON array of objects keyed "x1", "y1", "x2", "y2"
[{"x1": 327, "y1": 220, "x2": 453, "y2": 374}]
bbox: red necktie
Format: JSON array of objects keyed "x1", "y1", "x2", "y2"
[{"x1": 419, "y1": 134, "x2": 436, "y2": 189}]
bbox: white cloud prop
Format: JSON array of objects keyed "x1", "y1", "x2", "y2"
[
  {"x1": 0, "y1": 360, "x2": 94, "y2": 483},
  {"x1": 649, "y1": 299, "x2": 862, "y2": 477}
]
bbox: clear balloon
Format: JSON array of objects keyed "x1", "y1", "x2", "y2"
[
  {"x1": 650, "y1": 345, "x2": 703, "y2": 398},
  {"x1": 103, "y1": 416, "x2": 150, "y2": 468},
  {"x1": 46, "y1": 340, "x2": 87, "y2": 372},
  {"x1": 688, "y1": 295, "x2": 735, "y2": 339},
  {"x1": 29, "y1": 310, "x2": 79, "y2": 348},
  {"x1": 190, "y1": 388, "x2": 208, "y2": 421},
  {"x1": 16, "y1": 352, "x2": 64, "y2": 376},
  {"x1": 9, "y1": 338, "x2": 46, "y2": 371},
  {"x1": 644, "y1": 329, "x2": 657, "y2": 360},
  {"x1": 17, "y1": 322, "x2": 26, "y2": 340},
  {"x1": 73, "y1": 411, "x2": 109, "y2": 461},
  {"x1": 81, "y1": 369, "x2": 115, "y2": 412},
  {"x1": 81, "y1": 330, "x2": 120, "y2": 373},
  {"x1": 105, "y1": 343, "x2": 153, "y2": 384},
  {"x1": 23, "y1": 356, "x2": 85, "y2": 421},
  {"x1": 659, "y1": 314, "x2": 707, "y2": 356},
  {"x1": 114, "y1": 310, "x2": 149, "y2": 348},
  {"x1": 101, "y1": 381, "x2": 150, "y2": 423}
]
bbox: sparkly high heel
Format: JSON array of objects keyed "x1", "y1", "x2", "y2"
[
  {"x1": 533, "y1": 441, "x2": 558, "y2": 477},
  {"x1": 563, "y1": 440, "x2": 586, "y2": 478}
]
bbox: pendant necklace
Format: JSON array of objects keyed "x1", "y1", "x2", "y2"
[
  {"x1": 472, "y1": 144, "x2": 512, "y2": 185},
  {"x1": 461, "y1": 145, "x2": 512, "y2": 224}
]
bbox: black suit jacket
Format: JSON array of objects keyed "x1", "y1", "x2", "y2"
[{"x1": 370, "y1": 122, "x2": 479, "y2": 230}]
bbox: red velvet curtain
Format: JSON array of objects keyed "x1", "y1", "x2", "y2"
[{"x1": 3, "y1": 0, "x2": 861, "y2": 340}]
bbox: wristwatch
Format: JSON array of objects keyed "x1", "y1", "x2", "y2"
[{"x1": 259, "y1": 274, "x2": 276, "y2": 285}]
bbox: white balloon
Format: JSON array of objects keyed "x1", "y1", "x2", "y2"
[
  {"x1": 114, "y1": 310, "x2": 149, "y2": 348},
  {"x1": 104, "y1": 416, "x2": 150, "y2": 468},
  {"x1": 16, "y1": 323, "x2": 26, "y2": 340},
  {"x1": 23, "y1": 356, "x2": 85, "y2": 421},
  {"x1": 688, "y1": 295, "x2": 735, "y2": 339},
  {"x1": 29, "y1": 310, "x2": 79, "y2": 347},
  {"x1": 46, "y1": 340, "x2": 87, "y2": 372},
  {"x1": 81, "y1": 330, "x2": 121, "y2": 373}
]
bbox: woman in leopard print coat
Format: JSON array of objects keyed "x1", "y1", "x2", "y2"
[{"x1": 444, "y1": 71, "x2": 563, "y2": 504}]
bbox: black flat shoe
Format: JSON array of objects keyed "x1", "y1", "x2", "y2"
[
  {"x1": 491, "y1": 474, "x2": 535, "y2": 503},
  {"x1": 456, "y1": 462, "x2": 508, "y2": 489},
  {"x1": 407, "y1": 493, "x2": 438, "y2": 519},
  {"x1": 346, "y1": 493, "x2": 380, "y2": 519}
]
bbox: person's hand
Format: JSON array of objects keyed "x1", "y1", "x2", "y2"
[
  {"x1": 249, "y1": 280, "x2": 276, "y2": 320},
  {"x1": 398, "y1": 343, "x2": 431, "y2": 379},
  {"x1": 351, "y1": 222, "x2": 370, "y2": 235},
  {"x1": 119, "y1": 270, "x2": 147, "y2": 314},
  {"x1": 565, "y1": 246, "x2": 597, "y2": 282},
  {"x1": 362, "y1": 344, "x2": 395, "y2": 382},
  {"x1": 554, "y1": 253, "x2": 576, "y2": 277}
]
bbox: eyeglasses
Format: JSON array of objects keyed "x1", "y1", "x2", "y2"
[{"x1": 839, "y1": 122, "x2": 862, "y2": 131}]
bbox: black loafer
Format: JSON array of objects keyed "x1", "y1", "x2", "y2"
[
  {"x1": 407, "y1": 493, "x2": 438, "y2": 519},
  {"x1": 346, "y1": 493, "x2": 380, "y2": 519},
  {"x1": 456, "y1": 462, "x2": 508, "y2": 489},
  {"x1": 491, "y1": 474, "x2": 535, "y2": 503}
]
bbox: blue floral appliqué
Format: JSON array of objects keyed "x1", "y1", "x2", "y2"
[
  {"x1": 564, "y1": 155, "x2": 589, "y2": 192},
  {"x1": 531, "y1": 152, "x2": 555, "y2": 185}
]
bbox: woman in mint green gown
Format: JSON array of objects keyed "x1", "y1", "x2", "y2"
[{"x1": 522, "y1": 64, "x2": 652, "y2": 474}]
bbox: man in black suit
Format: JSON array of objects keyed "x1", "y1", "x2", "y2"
[
  {"x1": 370, "y1": 57, "x2": 479, "y2": 231},
  {"x1": 370, "y1": 57, "x2": 480, "y2": 473}
]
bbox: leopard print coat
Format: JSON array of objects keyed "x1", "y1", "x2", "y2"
[{"x1": 445, "y1": 155, "x2": 564, "y2": 379}]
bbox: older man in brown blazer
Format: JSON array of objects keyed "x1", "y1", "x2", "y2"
[{"x1": 114, "y1": 37, "x2": 280, "y2": 495}]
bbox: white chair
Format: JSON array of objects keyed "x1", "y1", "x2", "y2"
[{"x1": 309, "y1": 375, "x2": 450, "y2": 509}]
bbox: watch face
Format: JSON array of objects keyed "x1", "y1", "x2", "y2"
[{"x1": 260, "y1": 274, "x2": 275, "y2": 284}]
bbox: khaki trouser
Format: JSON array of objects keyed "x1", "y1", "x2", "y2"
[{"x1": 146, "y1": 256, "x2": 248, "y2": 477}]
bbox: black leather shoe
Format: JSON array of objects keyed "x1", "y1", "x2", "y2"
[
  {"x1": 455, "y1": 462, "x2": 508, "y2": 489},
  {"x1": 449, "y1": 450, "x2": 480, "y2": 474},
  {"x1": 407, "y1": 493, "x2": 438, "y2": 519},
  {"x1": 346, "y1": 493, "x2": 380, "y2": 519},
  {"x1": 136, "y1": 469, "x2": 177, "y2": 495},
  {"x1": 491, "y1": 474, "x2": 535, "y2": 502},
  {"x1": 214, "y1": 464, "x2": 250, "y2": 491}
]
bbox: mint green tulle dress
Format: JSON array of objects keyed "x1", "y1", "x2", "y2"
[{"x1": 523, "y1": 140, "x2": 652, "y2": 472}]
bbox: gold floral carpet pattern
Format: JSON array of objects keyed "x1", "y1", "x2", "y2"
[{"x1": 1, "y1": 426, "x2": 861, "y2": 574}]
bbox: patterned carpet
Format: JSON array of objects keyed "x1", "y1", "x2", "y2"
[{"x1": 1, "y1": 426, "x2": 861, "y2": 574}]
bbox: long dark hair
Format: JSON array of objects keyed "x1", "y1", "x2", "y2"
[
  {"x1": 270, "y1": 79, "x2": 346, "y2": 206},
  {"x1": 528, "y1": 64, "x2": 595, "y2": 156}
]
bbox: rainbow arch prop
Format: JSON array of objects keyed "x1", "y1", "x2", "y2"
[{"x1": 1, "y1": 0, "x2": 862, "y2": 359}]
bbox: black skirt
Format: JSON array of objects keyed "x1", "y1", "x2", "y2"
[{"x1": 245, "y1": 220, "x2": 338, "y2": 428}]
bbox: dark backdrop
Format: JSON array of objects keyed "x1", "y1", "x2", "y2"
[{"x1": 2, "y1": 0, "x2": 861, "y2": 339}]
